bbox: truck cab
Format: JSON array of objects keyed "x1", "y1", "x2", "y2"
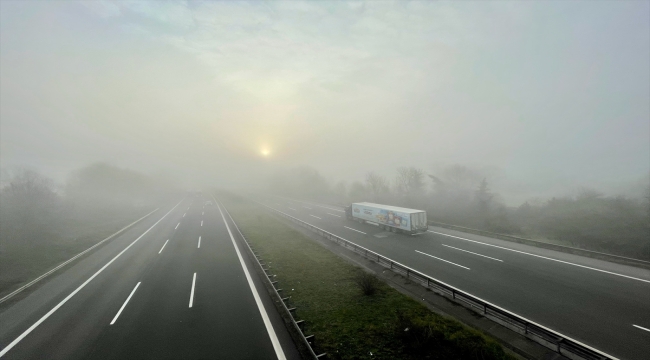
[{"x1": 344, "y1": 205, "x2": 353, "y2": 220}]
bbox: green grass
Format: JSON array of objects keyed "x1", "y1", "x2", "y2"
[
  {"x1": 221, "y1": 194, "x2": 514, "y2": 360},
  {"x1": 0, "y1": 206, "x2": 153, "y2": 297}
]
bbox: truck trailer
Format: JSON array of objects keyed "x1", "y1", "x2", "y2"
[{"x1": 344, "y1": 202, "x2": 428, "y2": 234}]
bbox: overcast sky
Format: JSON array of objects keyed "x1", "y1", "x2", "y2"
[{"x1": 1, "y1": 1, "x2": 648, "y2": 204}]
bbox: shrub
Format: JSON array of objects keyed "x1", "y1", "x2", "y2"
[{"x1": 353, "y1": 271, "x2": 381, "y2": 296}]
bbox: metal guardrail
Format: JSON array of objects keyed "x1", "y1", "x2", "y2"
[
  {"x1": 276, "y1": 196, "x2": 649, "y2": 268},
  {"x1": 220, "y1": 203, "x2": 326, "y2": 359},
  {"x1": 0, "y1": 207, "x2": 160, "y2": 304},
  {"x1": 428, "y1": 221, "x2": 650, "y2": 268},
  {"x1": 260, "y1": 203, "x2": 619, "y2": 360}
]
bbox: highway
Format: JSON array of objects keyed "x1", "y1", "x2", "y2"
[
  {"x1": 0, "y1": 197, "x2": 299, "y2": 359},
  {"x1": 262, "y1": 196, "x2": 650, "y2": 360}
]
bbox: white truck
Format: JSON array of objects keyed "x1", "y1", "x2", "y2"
[{"x1": 344, "y1": 202, "x2": 428, "y2": 235}]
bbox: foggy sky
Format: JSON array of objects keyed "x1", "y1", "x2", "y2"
[{"x1": 1, "y1": 1, "x2": 648, "y2": 205}]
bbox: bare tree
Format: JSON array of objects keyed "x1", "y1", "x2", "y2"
[
  {"x1": 365, "y1": 172, "x2": 390, "y2": 201},
  {"x1": 394, "y1": 167, "x2": 425, "y2": 196},
  {"x1": 475, "y1": 178, "x2": 493, "y2": 217}
]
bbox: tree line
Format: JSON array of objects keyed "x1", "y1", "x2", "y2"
[
  {"x1": 269, "y1": 165, "x2": 650, "y2": 260},
  {"x1": 0, "y1": 163, "x2": 178, "y2": 255}
]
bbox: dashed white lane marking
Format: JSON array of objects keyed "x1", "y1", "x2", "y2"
[
  {"x1": 202, "y1": 211, "x2": 204, "y2": 215},
  {"x1": 303, "y1": 206, "x2": 312, "y2": 209},
  {"x1": 327, "y1": 213, "x2": 341, "y2": 217},
  {"x1": 198, "y1": 236, "x2": 201, "y2": 248},
  {"x1": 183, "y1": 213, "x2": 186, "y2": 217},
  {"x1": 189, "y1": 273, "x2": 197, "y2": 308},
  {"x1": 158, "y1": 240, "x2": 169, "y2": 254},
  {"x1": 0, "y1": 202, "x2": 181, "y2": 358},
  {"x1": 633, "y1": 324, "x2": 650, "y2": 332},
  {"x1": 175, "y1": 223, "x2": 179, "y2": 229},
  {"x1": 415, "y1": 250, "x2": 471, "y2": 270},
  {"x1": 289, "y1": 207, "x2": 297, "y2": 211},
  {"x1": 110, "y1": 282, "x2": 141, "y2": 325},
  {"x1": 0, "y1": 208, "x2": 160, "y2": 305},
  {"x1": 201, "y1": 220, "x2": 203, "y2": 226},
  {"x1": 428, "y1": 231, "x2": 650, "y2": 283},
  {"x1": 442, "y1": 244, "x2": 503, "y2": 262},
  {"x1": 309, "y1": 214, "x2": 321, "y2": 219},
  {"x1": 344, "y1": 226, "x2": 366, "y2": 235}
]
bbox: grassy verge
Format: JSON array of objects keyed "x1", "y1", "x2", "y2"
[
  {"x1": 0, "y1": 206, "x2": 154, "y2": 297},
  {"x1": 221, "y1": 194, "x2": 514, "y2": 360}
]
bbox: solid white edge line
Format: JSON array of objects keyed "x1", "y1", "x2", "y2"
[
  {"x1": 442, "y1": 244, "x2": 503, "y2": 262},
  {"x1": 633, "y1": 324, "x2": 650, "y2": 332},
  {"x1": 428, "y1": 231, "x2": 650, "y2": 283},
  {"x1": 189, "y1": 273, "x2": 197, "y2": 308},
  {"x1": 216, "y1": 201, "x2": 287, "y2": 360},
  {"x1": 0, "y1": 208, "x2": 159, "y2": 305},
  {"x1": 327, "y1": 213, "x2": 341, "y2": 217},
  {"x1": 110, "y1": 282, "x2": 141, "y2": 325},
  {"x1": 309, "y1": 215, "x2": 321, "y2": 219},
  {"x1": 158, "y1": 240, "x2": 169, "y2": 254},
  {"x1": 344, "y1": 226, "x2": 366, "y2": 234},
  {"x1": 175, "y1": 223, "x2": 180, "y2": 229},
  {"x1": 0, "y1": 200, "x2": 183, "y2": 358},
  {"x1": 415, "y1": 250, "x2": 471, "y2": 270},
  {"x1": 259, "y1": 203, "x2": 620, "y2": 360},
  {"x1": 198, "y1": 236, "x2": 201, "y2": 248}
]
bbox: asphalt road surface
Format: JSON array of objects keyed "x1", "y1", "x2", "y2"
[
  {"x1": 0, "y1": 197, "x2": 300, "y2": 360},
  {"x1": 263, "y1": 196, "x2": 650, "y2": 360}
]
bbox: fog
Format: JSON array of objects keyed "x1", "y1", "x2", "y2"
[
  {"x1": 1, "y1": 1, "x2": 649, "y2": 205},
  {"x1": 0, "y1": 5, "x2": 649, "y2": 356}
]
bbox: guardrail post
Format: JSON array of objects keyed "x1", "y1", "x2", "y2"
[{"x1": 258, "y1": 201, "x2": 614, "y2": 360}]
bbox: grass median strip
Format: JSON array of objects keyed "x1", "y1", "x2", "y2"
[{"x1": 222, "y1": 194, "x2": 513, "y2": 360}]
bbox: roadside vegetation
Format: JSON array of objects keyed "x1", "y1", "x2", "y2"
[
  {"x1": 0, "y1": 163, "x2": 179, "y2": 297},
  {"x1": 221, "y1": 193, "x2": 514, "y2": 360},
  {"x1": 269, "y1": 165, "x2": 650, "y2": 260}
]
